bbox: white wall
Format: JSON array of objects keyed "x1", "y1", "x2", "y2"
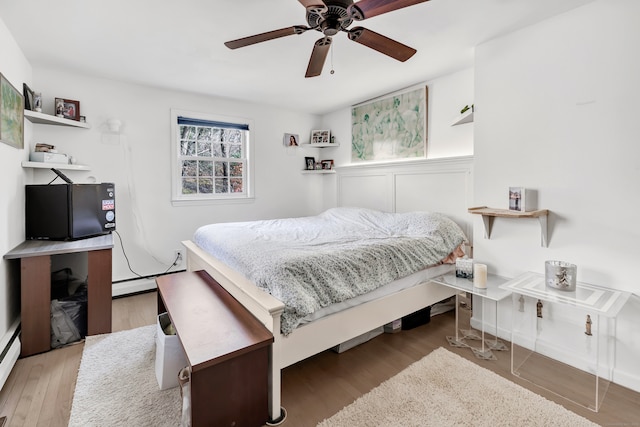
[
  {"x1": 473, "y1": 0, "x2": 640, "y2": 391},
  {"x1": 28, "y1": 68, "x2": 323, "y2": 282},
  {"x1": 0, "y1": 15, "x2": 32, "y2": 388},
  {"x1": 321, "y1": 68, "x2": 475, "y2": 209}
]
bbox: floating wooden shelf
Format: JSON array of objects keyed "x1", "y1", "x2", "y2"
[
  {"x1": 468, "y1": 206, "x2": 549, "y2": 247},
  {"x1": 24, "y1": 110, "x2": 91, "y2": 129}
]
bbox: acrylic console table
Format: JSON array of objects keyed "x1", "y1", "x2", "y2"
[
  {"x1": 431, "y1": 273, "x2": 512, "y2": 360},
  {"x1": 4, "y1": 234, "x2": 113, "y2": 357},
  {"x1": 501, "y1": 272, "x2": 631, "y2": 412}
]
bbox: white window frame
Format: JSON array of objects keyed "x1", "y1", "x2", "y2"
[{"x1": 170, "y1": 108, "x2": 254, "y2": 206}]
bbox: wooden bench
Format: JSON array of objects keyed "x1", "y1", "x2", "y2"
[{"x1": 156, "y1": 270, "x2": 273, "y2": 427}]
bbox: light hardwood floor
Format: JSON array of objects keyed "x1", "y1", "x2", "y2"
[{"x1": 0, "y1": 291, "x2": 639, "y2": 426}]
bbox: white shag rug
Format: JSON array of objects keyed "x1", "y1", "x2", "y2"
[
  {"x1": 317, "y1": 347, "x2": 599, "y2": 427},
  {"x1": 69, "y1": 326, "x2": 598, "y2": 427},
  {"x1": 69, "y1": 325, "x2": 181, "y2": 427}
]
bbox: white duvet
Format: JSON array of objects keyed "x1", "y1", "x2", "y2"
[{"x1": 194, "y1": 207, "x2": 467, "y2": 335}]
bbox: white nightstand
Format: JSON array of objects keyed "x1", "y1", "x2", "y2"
[{"x1": 431, "y1": 273, "x2": 512, "y2": 360}]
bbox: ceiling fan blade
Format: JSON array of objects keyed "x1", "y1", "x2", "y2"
[
  {"x1": 225, "y1": 26, "x2": 309, "y2": 49},
  {"x1": 348, "y1": 27, "x2": 416, "y2": 62},
  {"x1": 298, "y1": 0, "x2": 328, "y2": 15},
  {"x1": 305, "y1": 37, "x2": 332, "y2": 78},
  {"x1": 347, "y1": 0, "x2": 430, "y2": 20}
]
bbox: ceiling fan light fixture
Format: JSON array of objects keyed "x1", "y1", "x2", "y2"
[{"x1": 225, "y1": 0, "x2": 427, "y2": 77}]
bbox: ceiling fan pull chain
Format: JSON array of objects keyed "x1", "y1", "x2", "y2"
[{"x1": 330, "y1": 42, "x2": 335, "y2": 75}]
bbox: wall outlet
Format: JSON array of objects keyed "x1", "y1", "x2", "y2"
[{"x1": 174, "y1": 249, "x2": 184, "y2": 266}]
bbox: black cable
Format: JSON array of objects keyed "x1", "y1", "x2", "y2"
[
  {"x1": 113, "y1": 230, "x2": 143, "y2": 278},
  {"x1": 113, "y1": 230, "x2": 183, "y2": 279}
]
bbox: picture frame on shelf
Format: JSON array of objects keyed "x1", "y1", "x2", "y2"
[
  {"x1": 283, "y1": 133, "x2": 299, "y2": 147},
  {"x1": 55, "y1": 97, "x2": 80, "y2": 121},
  {"x1": 509, "y1": 187, "x2": 536, "y2": 212},
  {"x1": 0, "y1": 73, "x2": 24, "y2": 149},
  {"x1": 23, "y1": 83, "x2": 34, "y2": 111},
  {"x1": 304, "y1": 156, "x2": 315, "y2": 170},
  {"x1": 311, "y1": 129, "x2": 330, "y2": 144},
  {"x1": 508, "y1": 187, "x2": 523, "y2": 211},
  {"x1": 320, "y1": 159, "x2": 334, "y2": 170}
]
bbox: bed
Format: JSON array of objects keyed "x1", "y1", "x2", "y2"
[{"x1": 183, "y1": 207, "x2": 468, "y2": 423}]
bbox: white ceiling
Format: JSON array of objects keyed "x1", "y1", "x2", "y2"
[{"x1": 0, "y1": 0, "x2": 595, "y2": 115}]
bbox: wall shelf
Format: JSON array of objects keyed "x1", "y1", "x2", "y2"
[
  {"x1": 452, "y1": 110, "x2": 474, "y2": 126},
  {"x1": 24, "y1": 110, "x2": 91, "y2": 129},
  {"x1": 22, "y1": 161, "x2": 90, "y2": 171},
  {"x1": 301, "y1": 143, "x2": 340, "y2": 148},
  {"x1": 301, "y1": 170, "x2": 336, "y2": 174},
  {"x1": 468, "y1": 206, "x2": 549, "y2": 247}
]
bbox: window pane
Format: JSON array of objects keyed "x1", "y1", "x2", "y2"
[
  {"x1": 211, "y1": 128, "x2": 222, "y2": 142},
  {"x1": 199, "y1": 178, "x2": 213, "y2": 193},
  {"x1": 215, "y1": 161, "x2": 228, "y2": 177},
  {"x1": 223, "y1": 129, "x2": 241, "y2": 143},
  {"x1": 230, "y1": 178, "x2": 243, "y2": 193},
  {"x1": 229, "y1": 145, "x2": 241, "y2": 159},
  {"x1": 181, "y1": 178, "x2": 197, "y2": 194},
  {"x1": 213, "y1": 143, "x2": 227, "y2": 158},
  {"x1": 199, "y1": 160, "x2": 213, "y2": 177},
  {"x1": 197, "y1": 141, "x2": 212, "y2": 157},
  {"x1": 181, "y1": 126, "x2": 196, "y2": 140},
  {"x1": 215, "y1": 178, "x2": 229, "y2": 193},
  {"x1": 197, "y1": 127, "x2": 212, "y2": 141},
  {"x1": 229, "y1": 162, "x2": 243, "y2": 177},
  {"x1": 182, "y1": 160, "x2": 197, "y2": 177},
  {"x1": 180, "y1": 140, "x2": 196, "y2": 156}
]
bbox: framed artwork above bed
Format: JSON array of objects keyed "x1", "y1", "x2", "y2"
[{"x1": 351, "y1": 85, "x2": 428, "y2": 163}]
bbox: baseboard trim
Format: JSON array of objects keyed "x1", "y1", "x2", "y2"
[{"x1": 112, "y1": 278, "x2": 157, "y2": 298}]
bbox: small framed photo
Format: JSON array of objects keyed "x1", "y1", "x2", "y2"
[
  {"x1": 23, "y1": 83, "x2": 34, "y2": 111},
  {"x1": 283, "y1": 133, "x2": 299, "y2": 147},
  {"x1": 320, "y1": 159, "x2": 334, "y2": 170},
  {"x1": 508, "y1": 187, "x2": 523, "y2": 211},
  {"x1": 55, "y1": 97, "x2": 80, "y2": 121},
  {"x1": 304, "y1": 156, "x2": 316, "y2": 170},
  {"x1": 311, "y1": 129, "x2": 330, "y2": 144},
  {"x1": 509, "y1": 187, "x2": 536, "y2": 212}
]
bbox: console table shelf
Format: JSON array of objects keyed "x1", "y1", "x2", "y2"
[
  {"x1": 468, "y1": 206, "x2": 549, "y2": 247},
  {"x1": 4, "y1": 235, "x2": 113, "y2": 357}
]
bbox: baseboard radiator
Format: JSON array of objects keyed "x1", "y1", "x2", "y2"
[{"x1": 0, "y1": 318, "x2": 21, "y2": 392}]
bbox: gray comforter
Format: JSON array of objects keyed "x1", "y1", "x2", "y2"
[{"x1": 194, "y1": 207, "x2": 467, "y2": 335}]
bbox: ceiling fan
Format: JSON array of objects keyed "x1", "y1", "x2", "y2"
[{"x1": 224, "y1": 0, "x2": 431, "y2": 78}]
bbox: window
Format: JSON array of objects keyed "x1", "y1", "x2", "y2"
[{"x1": 171, "y1": 109, "x2": 253, "y2": 204}]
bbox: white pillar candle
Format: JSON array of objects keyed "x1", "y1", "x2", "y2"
[{"x1": 474, "y1": 263, "x2": 488, "y2": 288}]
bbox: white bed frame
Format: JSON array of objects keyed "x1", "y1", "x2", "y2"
[
  {"x1": 183, "y1": 239, "x2": 456, "y2": 422},
  {"x1": 183, "y1": 156, "x2": 474, "y2": 422}
]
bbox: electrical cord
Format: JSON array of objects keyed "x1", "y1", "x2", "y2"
[{"x1": 113, "y1": 230, "x2": 182, "y2": 279}]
